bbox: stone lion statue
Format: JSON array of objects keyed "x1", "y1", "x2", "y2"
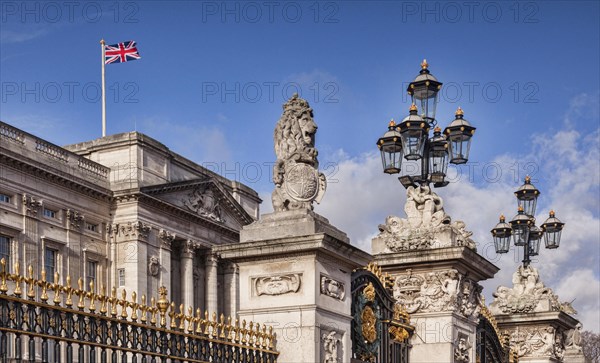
[{"x1": 272, "y1": 94, "x2": 326, "y2": 211}]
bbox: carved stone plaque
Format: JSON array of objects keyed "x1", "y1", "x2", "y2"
[
  {"x1": 320, "y1": 275, "x2": 345, "y2": 301},
  {"x1": 253, "y1": 273, "x2": 301, "y2": 296}
]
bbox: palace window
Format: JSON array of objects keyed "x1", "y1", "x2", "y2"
[
  {"x1": 44, "y1": 248, "x2": 57, "y2": 283},
  {"x1": 85, "y1": 223, "x2": 99, "y2": 232},
  {"x1": 86, "y1": 260, "x2": 97, "y2": 289},
  {"x1": 43, "y1": 208, "x2": 57, "y2": 219},
  {"x1": 0, "y1": 235, "x2": 10, "y2": 269},
  {"x1": 118, "y1": 268, "x2": 125, "y2": 286},
  {"x1": 0, "y1": 193, "x2": 10, "y2": 204}
]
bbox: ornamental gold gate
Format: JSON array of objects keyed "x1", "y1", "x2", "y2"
[
  {"x1": 476, "y1": 305, "x2": 516, "y2": 363},
  {"x1": 0, "y1": 259, "x2": 278, "y2": 363},
  {"x1": 351, "y1": 264, "x2": 413, "y2": 363}
]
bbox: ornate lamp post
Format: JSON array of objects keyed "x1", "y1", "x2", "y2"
[
  {"x1": 377, "y1": 60, "x2": 476, "y2": 189},
  {"x1": 490, "y1": 176, "x2": 565, "y2": 267}
]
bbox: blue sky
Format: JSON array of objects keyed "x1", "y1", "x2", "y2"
[{"x1": 1, "y1": 1, "x2": 599, "y2": 332}]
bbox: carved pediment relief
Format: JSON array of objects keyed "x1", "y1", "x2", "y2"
[{"x1": 140, "y1": 178, "x2": 254, "y2": 228}]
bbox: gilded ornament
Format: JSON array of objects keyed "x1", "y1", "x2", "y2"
[
  {"x1": 361, "y1": 306, "x2": 377, "y2": 343},
  {"x1": 363, "y1": 282, "x2": 376, "y2": 302}
]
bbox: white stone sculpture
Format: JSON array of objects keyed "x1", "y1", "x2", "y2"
[
  {"x1": 505, "y1": 325, "x2": 566, "y2": 360},
  {"x1": 392, "y1": 269, "x2": 482, "y2": 320},
  {"x1": 320, "y1": 276, "x2": 345, "y2": 301},
  {"x1": 254, "y1": 273, "x2": 301, "y2": 296},
  {"x1": 182, "y1": 186, "x2": 223, "y2": 222},
  {"x1": 148, "y1": 255, "x2": 160, "y2": 276},
  {"x1": 271, "y1": 94, "x2": 326, "y2": 211},
  {"x1": 453, "y1": 333, "x2": 471, "y2": 363},
  {"x1": 376, "y1": 185, "x2": 476, "y2": 252},
  {"x1": 564, "y1": 323, "x2": 583, "y2": 353},
  {"x1": 322, "y1": 331, "x2": 340, "y2": 363},
  {"x1": 489, "y1": 265, "x2": 573, "y2": 315}
]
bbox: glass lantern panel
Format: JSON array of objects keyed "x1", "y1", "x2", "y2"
[
  {"x1": 449, "y1": 135, "x2": 471, "y2": 164},
  {"x1": 518, "y1": 197, "x2": 538, "y2": 217},
  {"x1": 413, "y1": 91, "x2": 438, "y2": 123},
  {"x1": 529, "y1": 237, "x2": 542, "y2": 256},
  {"x1": 494, "y1": 235, "x2": 510, "y2": 254},
  {"x1": 401, "y1": 131, "x2": 426, "y2": 160},
  {"x1": 544, "y1": 230, "x2": 562, "y2": 249},
  {"x1": 512, "y1": 225, "x2": 529, "y2": 246}
]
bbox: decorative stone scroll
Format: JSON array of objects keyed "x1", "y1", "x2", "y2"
[
  {"x1": 322, "y1": 331, "x2": 340, "y2": 363},
  {"x1": 320, "y1": 276, "x2": 345, "y2": 301},
  {"x1": 182, "y1": 185, "x2": 224, "y2": 222},
  {"x1": 489, "y1": 265, "x2": 573, "y2": 315},
  {"x1": 119, "y1": 221, "x2": 151, "y2": 240},
  {"x1": 376, "y1": 185, "x2": 476, "y2": 252},
  {"x1": 393, "y1": 269, "x2": 482, "y2": 320},
  {"x1": 271, "y1": 94, "x2": 326, "y2": 211},
  {"x1": 254, "y1": 273, "x2": 301, "y2": 296}
]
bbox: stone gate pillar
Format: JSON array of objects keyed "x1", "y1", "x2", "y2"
[{"x1": 372, "y1": 185, "x2": 499, "y2": 363}]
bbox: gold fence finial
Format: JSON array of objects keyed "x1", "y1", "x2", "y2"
[
  {"x1": 140, "y1": 294, "x2": 147, "y2": 323},
  {"x1": 26, "y1": 265, "x2": 35, "y2": 299},
  {"x1": 77, "y1": 278, "x2": 85, "y2": 310},
  {"x1": 150, "y1": 297, "x2": 158, "y2": 325},
  {"x1": 130, "y1": 291, "x2": 138, "y2": 321},
  {"x1": 110, "y1": 286, "x2": 118, "y2": 316},
  {"x1": 169, "y1": 302, "x2": 177, "y2": 329},
  {"x1": 65, "y1": 275, "x2": 73, "y2": 307},
  {"x1": 120, "y1": 289, "x2": 128, "y2": 319},
  {"x1": 157, "y1": 286, "x2": 169, "y2": 327},
  {"x1": 88, "y1": 281, "x2": 96, "y2": 312},
  {"x1": 39, "y1": 270, "x2": 49, "y2": 302},
  {"x1": 0, "y1": 258, "x2": 7, "y2": 293},
  {"x1": 13, "y1": 261, "x2": 22, "y2": 297},
  {"x1": 99, "y1": 284, "x2": 107, "y2": 314}
]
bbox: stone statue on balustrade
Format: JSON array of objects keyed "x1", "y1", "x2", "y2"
[
  {"x1": 271, "y1": 94, "x2": 327, "y2": 212},
  {"x1": 374, "y1": 184, "x2": 476, "y2": 252}
]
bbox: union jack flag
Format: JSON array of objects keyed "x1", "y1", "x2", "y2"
[{"x1": 104, "y1": 41, "x2": 141, "y2": 65}]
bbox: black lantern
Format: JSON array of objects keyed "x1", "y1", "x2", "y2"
[
  {"x1": 491, "y1": 215, "x2": 512, "y2": 254},
  {"x1": 407, "y1": 59, "x2": 442, "y2": 124},
  {"x1": 377, "y1": 120, "x2": 404, "y2": 174},
  {"x1": 428, "y1": 126, "x2": 448, "y2": 184},
  {"x1": 398, "y1": 104, "x2": 428, "y2": 160},
  {"x1": 515, "y1": 176, "x2": 540, "y2": 217},
  {"x1": 444, "y1": 107, "x2": 476, "y2": 164},
  {"x1": 541, "y1": 210, "x2": 564, "y2": 249},
  {"x1": 510, "y1": 206, "x2": 532, "y2": 246},
  {"x1": 528, "y1": 225, "x2": 543, "y2": 256}
]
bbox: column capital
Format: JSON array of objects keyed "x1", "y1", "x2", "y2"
[
  {"x1": 182, "y1": 239, "x2": 201, "y2": 256},
  {"x1": 158, "y1": 229, "x2": 176, "y2": 250},
  {"x1": 205, "y1": 252, "x2": 219, "y2": 265}
]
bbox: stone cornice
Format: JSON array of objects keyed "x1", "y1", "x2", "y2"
[
  {"x1": 113, "y1": 190, "x2": 240, "y2": 239},
  {"x1": 0, "y1": 146, "x2": 113, "y2": 201},
  {"x1": 374, "y1": 246, "x2": 499, "y2": 281},
  {"x1": 494, "y1": 311, "x2": 580, "y2": 331},
  {"x1": 214, "y1": 233, "x2": 372, "y2": 269}
]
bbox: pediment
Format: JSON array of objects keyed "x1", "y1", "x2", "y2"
[{"x1": 140, "y1": 178, "x2": 254, "y2": 229}]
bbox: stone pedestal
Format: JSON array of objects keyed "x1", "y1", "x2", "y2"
[
  {"x1": 489, "y1": 265, "x2": 589, "y2": 363},
  {"x1": 374, "y1": 246, "x2": 499, "y2": 363},
  {"x1": 214, "y1": 210, "x2": 371, "y2": 363}
]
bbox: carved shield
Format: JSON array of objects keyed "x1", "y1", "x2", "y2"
[{"x1": 283, "y1": 161, "x2": 326, "y2": 202}]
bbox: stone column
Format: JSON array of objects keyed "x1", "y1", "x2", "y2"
[
  {"x1": 223, "y1": 262, "x2": 238, "y2": 318},
  {"x1": 205, "y1": 253, "x2": 219, "y2": 315},
  {"x1": 158, "y1": 229, "x2": 174, "y2": 300},
  {"x1": 180, "y1": 240, "x2": 197, "y2": 309}
]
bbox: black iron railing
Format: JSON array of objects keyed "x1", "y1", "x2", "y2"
[{"x1": 0, "y1": 259, "x2": 278, "y2": 363}]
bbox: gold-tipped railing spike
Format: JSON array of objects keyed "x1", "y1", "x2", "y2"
[
  {"x1": 64, "y1": 275, "x2": 73, "y2": 307},
  {"x1": 39, "y1": 269, "x2": 49, "y2": 302},
  {"x1": 130, "y1": 291, "x2": 138, "y2": 321},
  {"x1": 227, "y1": 316, "x2": 233, "y2": 341},
  {"x1": 150, "y1": 297, "x2": 158, "y2": 326},
  {"x1": 219, "y1": 314, "x2": 226, "y2": 338},
  {"x1": 195, "y1": 309, "x2": 203, "y2": 334},
  {"x1": 109, "y1": 286, "x2": 118, "y2": 317},
  {"x1": 203, "y1": 311, "x2": 210, "y2": 335},
  {"x1": 269, "y1": 326, "x2": 274, "y2": 349},
  {"x1": 169, "y1": 302, "x2": 177, "y2": 329},
  {"x1": 13, "y1": 261, "x2": 22, "y2": 297},
  {"x1": 26, "y1": 265, "x2": 35, "y2": 299},
  {"x1": 77, "y1": 278, "x2": 86, "y2": 310},
  {"x1": 99, "y1": 285, "x2": 108, "y2": 314},
  {"x1": 120, "y1": 289, "x2": 128, "y2": 318},
  {"x1": 0, "y1": 258, "x2": 7, "y2": 293},
  {"x1": 186, "y1": 307, "x2": 194, "y2": 333},
  {"x1": 178, "y1": 304, "x2": 186, "y2": 330},
  {"x1": 140, "y1": 295, "x2": 147, "y2": 323},
  {"x1": 88, "y1": 281, "x2": 96, "y2": 312},
  {"x1": 234, "y1": 319, "x2": 240, "y2": 343},
  {"x1": 52, "y1": 273, "x2": 61, "y2": 305},
  {"x1": 241, "y1": 320, "x2": 247, "y2": 344}
]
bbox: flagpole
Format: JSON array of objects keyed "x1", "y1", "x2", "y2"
[{"x1": 100, "y1": 39, "x2": 106, "y2": 137}]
